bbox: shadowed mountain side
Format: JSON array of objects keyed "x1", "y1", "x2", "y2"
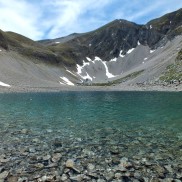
[{"x1": 0, "y1": 8, "x2": 182, "y2": 89}]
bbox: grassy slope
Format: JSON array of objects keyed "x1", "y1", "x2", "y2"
[
  {"x1": 91, "y1": 70, "x2": 144, "y2": 86},
  {"x1": 148, "y1": 8, "x2": 182, "y2": 37},
  {"x1": 160, "y1": 49, "x2": 182, "y2": 82},
  {"x1": 0, "y1": 30, "x2": 76, "y2": 66}
]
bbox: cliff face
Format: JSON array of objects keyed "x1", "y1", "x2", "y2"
[
  {"x1": 0, "y1": 8, "x2": 182, "y2": 88},
  {"x1": 40, "y1": 8, "x2": 182, "y2": 65}
]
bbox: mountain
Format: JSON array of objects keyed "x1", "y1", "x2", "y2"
[{"x1": 0, "y1": 8, "x2": 182, "y2": 90}]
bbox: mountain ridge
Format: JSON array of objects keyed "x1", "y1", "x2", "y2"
[{"x1": 0, "y1": 8, "x2": 182, "y2": 90}]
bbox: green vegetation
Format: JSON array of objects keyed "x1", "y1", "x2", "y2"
[
  {"x1": 0, "y1": 30, "x2": 9, "y2": 50},
  {"x1": 160, "y1": 50, "x2": 182, "y2": 82},
  {"x1": 1, "y1": 30, "x2": 76, "y2": 66},
  {"x1": 148, "y1": 8, "x2": 182, "y2": 35},
  {"x1": 92, "y1": 70, "x2": 144, "y2": 86}
]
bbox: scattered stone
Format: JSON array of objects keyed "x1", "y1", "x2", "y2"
[
  {"x1": 164, "y1": 165, "x2": 173, "y2": 173},
  {"x1": 53, "y1": 138, "x2": 63, "y2": 148},
  {"x1": 32, "y1": 138, "x2": 40, "y2": 143},
  {"x1": 52, "y1": 153, "x2": 62, "y2": 163},
  {"x1": 105, "y1": 171, "x2": 114, "y2": 181},
  {"x1": 70, "y1": 174, "x2": 84, "y2": 181},
  {"x1": 115, "y1": 173, "x2": 121, "y2": 179},
  {"x1": 110, "y1": 147, "x2": 120, "y2": 155},
  {"x1": 43, "y1": 155, "x2": 51, "y2": 161},
  {"x1": 34, "y1": 163, "x2": 44, "y2": 169},
  {"x1": 21, "y1": 129, "x2": 28, "y2": 134},
  {"x1": 65, "y1": 159, "x2": 75, "y2": 168},
  {"x1": 7, "y1": 176, "x2": 18, "y2": 182},
  {"x1": 29, "y1": 147, "x2": 36, "y2": 153},
  {"x1": 61, "y1": 174, "x2": 68, "y2": 181},
  {"x1": 0, "y1": 171, "x2": 9, "y2": 180},
  {"x1": 87, "y1": 163, "x2": 95, "y2": 171}
]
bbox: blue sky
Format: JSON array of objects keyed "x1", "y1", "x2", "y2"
[{"x1": 0, "y1": 0, "x2": 182, "y2": 40}]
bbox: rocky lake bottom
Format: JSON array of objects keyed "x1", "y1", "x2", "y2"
[{"x1": 0, "y1": 91, "x2": 181, "y2": 182}]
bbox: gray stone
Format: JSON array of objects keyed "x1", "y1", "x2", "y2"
[
  {"x1": 65, "y1": 159, "x2": 75, "y2": 168},
  {"x1": 52, "y1": 153, "x2": 62, "y2": 162},
  {"x1": 0, "y1": 171, "x2": 9, "y2": 180}
]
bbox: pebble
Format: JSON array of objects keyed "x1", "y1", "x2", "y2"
[
  {"x1": 61, "y1": 174, "x2": 68, "y2": 181},
  {"x1": 87, "y1": 163, "x2": 95, "y2": 171},
  {"x1": 0, "y1": 171, "x2": 9, "y2": 179},
  {"x1": 21, "y1": 129, "x2": 28, "y2": 134},
  {"x1": 52, "y1": 153, "x2": 62, "y2": 162},
  {"x1": 0, "y1": 121, "x2": 181, "y2": 182},
  {"x1": 65, "y1": 159, "x2": 75, "y2": 168},
  {"x1": 114, "y1": 173, "x2": 121, "y2": 179}
]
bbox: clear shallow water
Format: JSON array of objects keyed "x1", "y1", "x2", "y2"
[
  {"x1": 0, "y1": 91, "x2": 182, "y2": 180},
  {"x1": 0, "y1": 91, "x2": 181, "y2": 134}
]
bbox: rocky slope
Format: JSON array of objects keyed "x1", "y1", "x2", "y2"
[{"x1": 0, "y1": 8, "x2": 182, "y2": 90}]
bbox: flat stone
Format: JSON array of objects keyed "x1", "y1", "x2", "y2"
[
  {"x1": 105, "y1": 171, "x2": 114, "y2": 181},
  {"x1": 70, "y1": 175, "x2": 84, "y2": 181},
  {"x1": 87, "y1": 163, "x2": 95, "y2": 171},
  {"x1": 7, "y1": 176, "x2": 18, "y2": 182},
  {"x1": 164, "y1": 165, "x2": 173, "y2": 173},
  {"x1": 43, "y1": 155, "x2": 51, "y2": 161},
  {"x1": 34, "y1": 163, "x2": 44, "y2": 168},
  {"x1": 29, "y1": 147, "x2": 36, "y2": 153},
  {"x1": 0, "y1": 171, "x2": 9, "y2": 179},
  {"x1": 21, "y1": 129, "x2": 28, "y2": 134},
  {"x1": 61, "y1": 174, "x2": 68, "y2": 181},
  {"x1": 115, "y1": 173, "x2": 121, "y2": 179},
  {"x1": 52, "y1": 153, "x2": 62, "y2": 163}
]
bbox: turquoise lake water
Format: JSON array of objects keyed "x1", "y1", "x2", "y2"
[
  {"x1": 0, "y1": 91, "x2": 181, "y2": 133},
  {"x1": 0, "y1": 91, "x2": 181, "y2": 179}
]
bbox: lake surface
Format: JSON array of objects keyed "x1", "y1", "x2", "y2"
[{"x1": 0, "y1": 91, "x2": 182, "y2": 181}]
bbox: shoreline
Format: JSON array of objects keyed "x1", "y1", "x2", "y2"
[{"x1": 0, "y1": 84, "x2": 181, "y2": 93}]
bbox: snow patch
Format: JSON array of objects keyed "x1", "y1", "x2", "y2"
[
  {"x1": 161, "y1": 47, "x2": 164, "y2": 49},
  {"x1": 102, "y1": 62, "x2": 115, "y2": 78},
  {"x1": 83, "y1": 60, "x2": 90, "y2": 66},
  {"x1": 150, "y1": 25, "x2": 152, "y2": 29},
  {"x1": 110, "y1": 58, "x2": 117, "y2": 62},
  {"x1": 59, "y1": 81, "x2": 65, "y2": 85},
  {"x1": 82, "y1": 72, "x2": 93, "y2": 81},
  {"x1": 66, "y1": 69, "x2": 77, "y2": 77},
  {"x1": 150, "y1": 50, "x2": 155, "y2": 53},
  {"x1": 127, "y1": 48, "x2": 135, "y2": 54},
  {"x1": 77, "y1": 64, "x2": 83, "y2": 74},
  {"x1": 170, "y1": 21, "x2": 172, "y2": 24},
  {"x1": 0, "y1": 50, "x2": 2, "y2": 52},
  {"x1": 55, "y1": 42, "x2": 60, "y2": 44},
  {"x1": 144, "y1": 58, "x2": 148, "y2": 60},
  {"x1": 89, "y1": 44, "x2": 92, "y2": 47},
  {"x1": 137, "y1": 41, "x2": 140, "y2": 45},
  {"x1": 142, "y1": 62, "x2": 145, "y2": 64},
  {"x1": 95, "y1": 56, "x2": 102, "y2": 61},
  {"x1": 0, "y1": 81, "x2": 11, "y2": 87},
  {"x1": 119, "y1": 50, "x2": 125, "y2": 57},
  {"x1": 60, "y1": 77, "x2": 74, "y2": 86},
  {"x1": 86, "y1": 57, "x2": 92, "y2": 62}
]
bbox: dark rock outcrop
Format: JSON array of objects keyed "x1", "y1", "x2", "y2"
[{"x1": 42, "y1": 8, "x2": 182, "y2": 65}]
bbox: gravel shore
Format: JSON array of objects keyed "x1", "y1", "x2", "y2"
[{"x1": 0, "y1": 84, "x2": 182, "y2": 93}]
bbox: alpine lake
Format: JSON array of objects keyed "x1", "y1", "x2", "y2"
[{"x1": 0, "y1": 91, "x2": 181, "y2": 181}]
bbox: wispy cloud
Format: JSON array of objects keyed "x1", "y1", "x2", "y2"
[
  {"x1": 0, "y1": 0, "x2": 182, "y2": 40},
  {"x1": 0, "y1": 0, "x2": 43, "y2": 40}
]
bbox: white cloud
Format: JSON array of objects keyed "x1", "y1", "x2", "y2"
[
  {"x1": 0, "y1": 0, "x2": 43, "y2": 40},
  {"x1": 0, "y1": 0, "x2": 182, "y2": 40}
]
